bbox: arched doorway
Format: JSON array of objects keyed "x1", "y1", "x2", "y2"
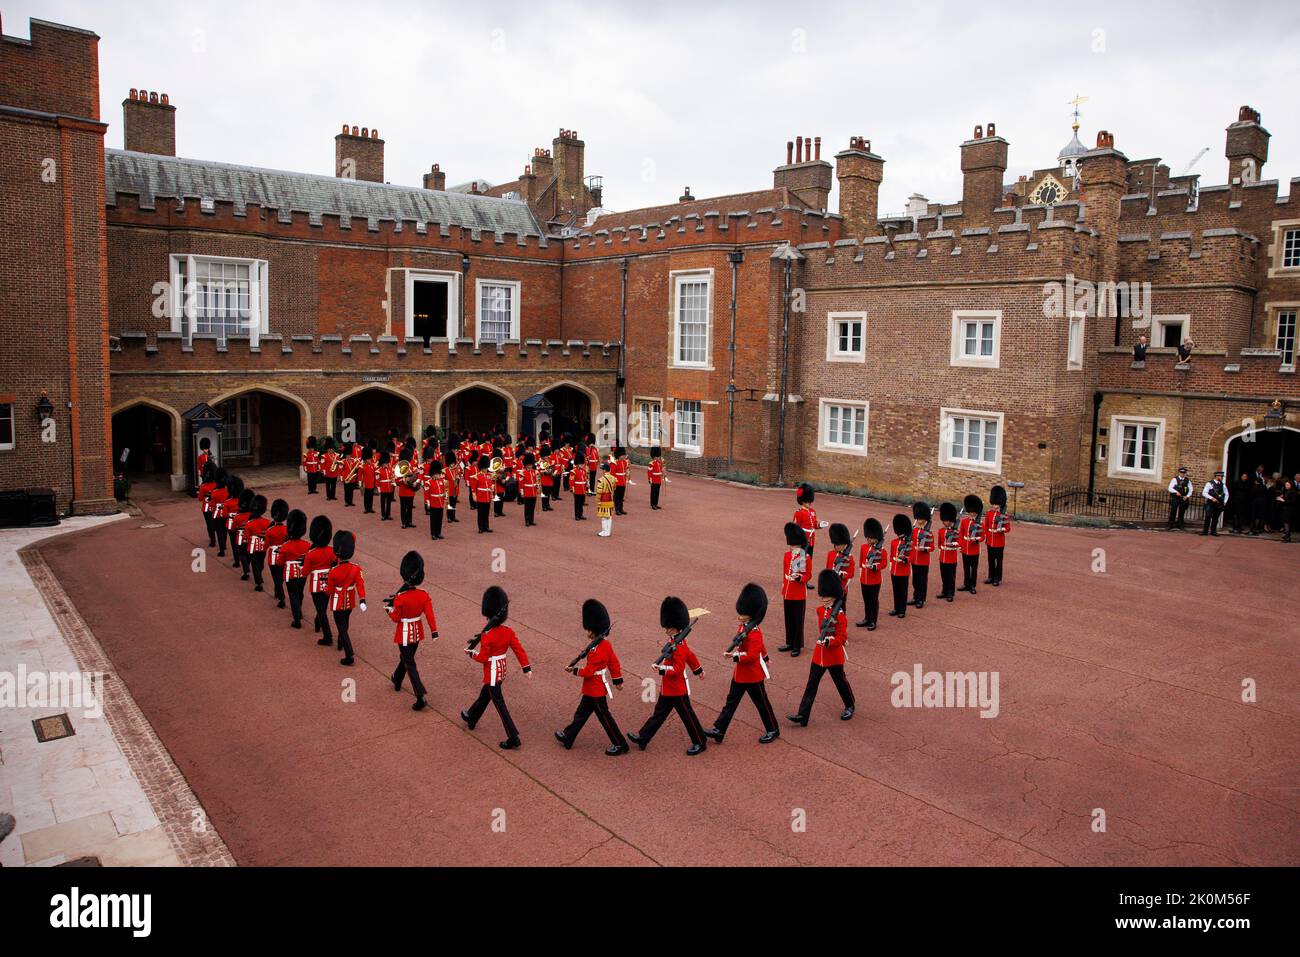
[
  {"x1": 543, "y1": 383, "x2": 594, "y2": 442},
  {"x1": 1224, "y1": 425, "x2": 1300, "y2": 482},
  {"x1": 439, "y1": 385, "x2": 510, "y2": 436},
  {"x1": 213, "y1": 389, "x2": 304, "y2": 467},
  {"x1": 331, "y1": 387, "x2": 415, "y2": 448},
  {"x1": 111, "y1": 402, "x2": 177, "y2": 476}
]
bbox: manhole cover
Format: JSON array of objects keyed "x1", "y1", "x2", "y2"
[{"x1": 33, "y1": 713, "x2": 75, "y2": 743}]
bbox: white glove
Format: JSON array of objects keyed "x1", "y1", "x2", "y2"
[{"x1": 359, "y1": 601, "x2": 367, "y2": 612}]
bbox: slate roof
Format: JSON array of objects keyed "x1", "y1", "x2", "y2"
[{"x1": 104, "y1": 149, "x2": 542, "y2": 235}]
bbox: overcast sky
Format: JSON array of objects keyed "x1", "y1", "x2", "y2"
[{"x1": 7, "y1": 0, "x2": 1299, "y2": 214}]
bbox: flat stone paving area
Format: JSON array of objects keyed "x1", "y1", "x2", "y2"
[{"x1": 31, "y1": 472, "x2": 1300, "y2": 866}]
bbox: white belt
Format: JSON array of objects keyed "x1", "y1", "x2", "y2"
[
  {"x1": 400, "y1": 616, "x2": 421, "y2": 646},
  {"x1": 268, "y1": 545, "x2": 281, "y2": 565},
  {"x1": 598, "y1": 667, "x2": 613, "y2": 699},
  {"x1": 488, "y1": 652, "x2": 508, "y2": 686},
  {"x1": 760, "y1": 656, "x2": 771, "y2": 680}
]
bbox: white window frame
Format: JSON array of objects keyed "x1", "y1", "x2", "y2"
[
  {"x1": 1281, "y1": 226, "x2": 1300, "y2": 270},
  {"x1": 950, "y1": 310, "x2": 1001, "y2": 368},
  {"x1": 219, "y1": 395, "x2": 252, "y2": 458},
  {"x1": 1152, "y1": 314, "x2": 1190, "y2": 350},
  {"x1": 825, "y1": 311, "x2": 867, "y2": 363},
  {"x1": 1067, "y1": 314, "x2": 1085, "y2": 370},
  {"x1": 170, "y1": 254, "x2": 269, "y2": 346},
  {"x1": 403, "y1": 269, "x2": 460, "y2": 340},
  {"x1": 633, "y1": 396, "x2": 664, "y2": 448},
  {"x1": 672, "y1": 399, "x2": 703, "y2": 454},
  {"x1": 1107, "y1": 415, "x2": 1165, "y2": 482},
  {"x1": 0, "y1": 402, "x2": 14, "y2": 451},
  {"x1": 938, "y1": 407, "x2": 1004, "y2": 474},
  {"x1": 474, "y1": 278, "x2": 521, "y2": 345},
  {"x1": 1271, "y1": 306, "x2": 1297, "y2": 368},
  {"x1": 670, "y1": 269, "x2": 713, "y2": 369},
  {"x1": 817, "y1": 398, "x2": 869, "y2": 456}
]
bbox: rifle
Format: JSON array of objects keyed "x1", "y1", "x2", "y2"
[
  {"x1": 816, "y1": 595, "x2": 847, "y2": 646},
  {"x1": 655, "y1": 609, "x2": 709, "y2": 667},
  {"x1": 787, "y1": 547, "x2": 810, "y2": 582},
  {"x1": 466, "y1": 608, "x2": 508, "y2": 651},
  {"x1": 566, "y1": 628, "x2": 610, "y2": 674},
  {"x1": 831, "y1": 530, "x2": 859, "y2": 576},
  {"x1": 725, "y1": 617, "x2": 759, "y2": 656}
]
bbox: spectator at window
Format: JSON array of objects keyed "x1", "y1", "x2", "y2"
[
  {"x1": 1132, "y1": 334, "x2": 1148, "y2": 363},
  {"x1": 1176, "y1": 337, "x2": 1194, "y2": 364}
]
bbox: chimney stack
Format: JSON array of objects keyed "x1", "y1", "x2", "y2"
[
  {"x1": 335, "y1": 123, "x2": 385, "y2": 182},
  {"x1": 552, "y1": 128, "x2": 590, "y2": 220},
  {"x1": 423, "y1": 163, "x2": 446, "y2": 191},
  {"x1": 835, "y1": 136, "x2": 884, "y2": 237},
  {"x1": 122, "y1": 89, "x2": 176, "y2": 156},
  {"x1": 680, "y1": 186, "x2": 695, "y2": 202},
  {"x1": 774, "y1": 133, "x2": 833, "y2": 211},
  {"x1": 1225, "y1": 105, "x2": 1269, "y2": 185},
  {"x1": 959, "y1": 122, "x2": 1008, "y2": 225}
]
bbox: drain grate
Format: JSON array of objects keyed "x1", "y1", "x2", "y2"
[
  {"x1": 33, "y1": 713, "x2": 75, "y2": 743},
  {"x1": 138, "y1": 522, "x2": 166, "y2": 529},
  {"x1": 57, "y1": 856, "x2": 103, "y2": 867}
]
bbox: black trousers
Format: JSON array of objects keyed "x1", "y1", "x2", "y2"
[
  {"x1": 1167, "y1": 495, "x2": 1188, "y2": 527},
  {"x1": 961, "y1": 553, "x2": 980, "y2": 590},
  {"x1": 476, "y1": 500, "x2": 491, "y2": 532},
  {"x1": 231, "y1": 535, "x2": 244, "y2": 568},
  {"x1": 215, "y1": 520, "x2": 228, "y2": 555},
  {"x1": 783, "y1": 598, "x2": 805, "y2": 652},
  {"x1": 392, "y1": 642, "x2": 426, "y2": 699},
  {"x1": 287, "y1": 578, "x2": 305, "y2": 624},
  {"x1": 466, "y1": 684, "x2": 520, "y2": 740},
  {"x1": 987, "y1": 546, "x2": 1004, "y2": 583},
  {"x1": 637, "y1": 693, "x2": 706, "y2": 746},
  {"x1": 363, "y1": 487, "x2": 375, "y2": 513},
  {"x1": 203, "y1": 512, "x2": 217, "y2": 546},
  {"x1": 324, "y1": 477, "x2": 338, "y2": 500},
  {"x1": 429, "y1": 507, "x2": 443, "y2": 539},
  {"x1": 271, "y1": 563, "x2": 285, "y2": 603},
  {"x1": 614, "y1": 485, "x2": 626, "y2": 514},
  {"x1": 1204, "y1": 503, "x2": 1223, "y2": 535},
  {"x1": 910, "y1": 564, "x2": 929, "y2": 604},
  {"x1": 573, "y1": 495, "x2": 584, "y2": 520},
  {"x1": 859, "y1": 582, "x2": 880, "y2": 626},
  {"x1": 344, "y1": 482, "x2": 358, "y2": 506},
  {"x1": 891, "y1": 574, "x2": 909, "y2": 615},
  {"x1": 796, "y1": 663, "x2": 854, "y2": 720},
  {"x1": 523, "y1": 497, "x2": 537, "y2": 525},
  {"x1": 311, "y1": 592, "x2": 333, "y2": 642},
  {"x1": 713, "y1": 680, "x2": 778, "y2": 735},
  {"x1": 400, "y1": 495, "x2": 415, "y2": 527},
  {"x1": 250, "y1": 551, "x2": 265, "y2": 589},
  {"x1": 588, "y1": 469, "x2": 597, "y2": 490},
  {"x1": 447, "y1": 496, "x2": 458, "y2": 522},
  {"x1": 307, "y1": 471, "x2": 320, "y2": 494},
  {"x1": 493, "y1": 497, "x2": 504, "y2": 517},
  {"x1": 380, "y1": 492, "x2": 394, "y2": 520},
  {"x1": 562, "y1": 695, "x2": 627, "y2": 748},
  {"x1": 938, "y1": 562, "x2": 957, "y2": 598},
  {"x1": 333, "y1": 609, "x2": 354, "y2": 658},
  {"x1": 650, "y1": 483, "x2": 661, "y2": 508},
  {"x1": 551, "y1": 478, "x2": 562, "y2": 501},
  {"x1": 541, "y1": 486, "x2": 552, "y2": 510}
]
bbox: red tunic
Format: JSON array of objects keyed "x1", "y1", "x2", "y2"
[
  {"x1": 888, "y1": 536, "x2": 911, "y2": 578},
  {"x1": 648, "y1": 459, "x2": 665, "y2": 484},
  {"x1": 327, "y1": 561, "x2": 366, "y2": 611},
  {"x1": 959, "y1": 516, "x2": 982, "y2": 556},
  {"x1": 208, "y1": 488, "x2": 230, "y2": 519},
  {"x1": 858, "y1": 543, "x2": 884, "y2": 585},
  {"x1": 781, "y1": 548, "x2": 812, "y2": 601},
  {"x1": 825, "y1": 547, "x2": 855, "y2": 591},
  {"x1": 472, "y1": 625, "x2": 530, "y2": 686},
  {"x1": 585, "y1": 446, "x2": 600, "y2": 473},
  {"x1": 981, "y1": 509, "x2": 1011, "y2": 548},
  {"x1": 569, "y1": 469, "x2": 588, "y2": 496},
  {"x1": 656, "y1": 639, "x2": 703, "y2": 696},
  {"x1": 229, "y1": 511, "x2": 251, "y2": 546},
  {"x1": 198, "y1": 481, "x2": 216, "y2": 513},
  {"x1": 576, "y1": 638, "x2": 623, "y2": 698},
  {"x1": 323, "y1": 451, "x2": 341, "y2": 478},
  {"x1": 612, "y1": 458, "x2": 629, "y2": 487},
  {"x1": 518, "y1": 467, "x2": 539, "y2": 499},
  {"x1": 389, "y1": 588, "x2": 437, "y2": 645},
  {"x1": 909, "y1": 526, "x2": 933, "y2": 567},
  {"x1": 444, "y1": 463, "x2": 461, "y2": 498},
  {"x1": 264, "y1": 523, "x2": 289, "y2": 566},
  {"x1": 279, "y1": 538, "x2": 310, "y2": 580},
  {"x1": 729, "y1": 627, "x2": 769, "y2": 683},
  {"x1": 245, "y1": 516, "x2": 272, "y2": 553},
  {"x1": 377, "y1": 465, "x2": 394, "y2": 494},
  {"x1": 470, "y1": 471, "x2": 492, "y2": 504},
  {"x1": 794, "y1": 505, "x2": 819, "y2": 549},
  {"x1": 936, "y1": 525, "x2": 960, "y2": 564},
  {"x1": 304, "y1": 545, "x2": 336, "y2": 594},
  {"x1": 424, "y1": 476, "x2": 447, "y2": 509},
  {"x1": 812, "y1": 605, "x2": 848, "y2": 667},
  {"x1": 303, "y1": 449, "x2": 320, "y2": 474},
  {"x1": 361, "y1": 461, "x2": 377, "y2": 490}
]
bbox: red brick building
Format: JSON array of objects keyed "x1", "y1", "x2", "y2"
[{"x1": 2, "y1": 16, "x2": 1297, "y2": 516}]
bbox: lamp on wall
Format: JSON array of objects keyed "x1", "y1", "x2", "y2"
[
  {"x1": 461, "y1": 254, "x2": 471, "y2": 273},
  {"x1": 1263, "y1": 399, "x2": 1285, "y2": 433},
  {"x1": 35, "y1": 392, "x2": 54, "y2": 423}
]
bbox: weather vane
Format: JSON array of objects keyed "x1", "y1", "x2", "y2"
[{"x1": 1069, "y1": 94, "x2": 1089, "y2": 132}]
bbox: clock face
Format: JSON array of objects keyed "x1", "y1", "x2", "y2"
[{"x1": 1030, "y1": 174, "x2": 1066, "y2": 206}]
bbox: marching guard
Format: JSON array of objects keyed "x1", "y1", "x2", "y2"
[
  {"x1": 908, "y1": 502, "x2": 934, "y2": 610},
  {"x1": 278, "y1": 510, "x2": 311, "y2": 628},
  {"x1": 855, "y1": 518, "x2": 884, "y2": 630},
  {"x1": 647, "y1": 446, "x2": 665, "y2": 510},
  {"x1": 788, "y1": 569, "x2": 855, "y2": 725},
  {"x1": 611, "y1": 447, "x2": 629, "y2": 514},
  {"x1": 244, "y1": 495, "x2": 271, "y2": 592},
  {"x1": 208, "y1": 469, "x2": 231, "y2": 555},
  {"x1": 461, "y1": 586, "x2": 531, "y2": 750},
  {"x1": 555, "y1": 600, "x2": 630, "y2": 755},
  {"x1": 304, "y1": 515, "x2": 336, "y2": 645},
  {"x1": 377, "y1": 451, "x2": 395, "y2": 521},
  {"x1": 303, "y1": 436, "x2": 321, "y2": 495},
  {"x1": 519, "y1": 452, "x2": 540, "y2": 526},
  {"x1": 361, "y1": 444, "x2": 377, "y2": 513},
  {"x1": 570, "y1": 447, "x2": 588, "y2": 520},
  {"x1": 630, "y1": 597, "x2": 708, "y2": 754},
  {"x1": 424, "y1": 459, "x2": 447, "y2": 540},
  {"x1": 321, "y1": 437, "x2": 340, "y2": 500},
  {"x1": 826, "y1": 522, "x2": 855, "y2": 616},
  {"x1": 263, "y1": 499, "x2": 290, "y2": 607},
  {"x1": 703, "y1": 584, "x2": 780, "y2": 745},
  {"x1": 935, "y1": 503, "x2": 960, "y2": 602},
  {"x1": 595, "y1": 461, "x2": 617, "y2": 537},
  {"x1": 982, "y1": 485, "x2": 1010, "y2": 586},
  {"x1": 326, "y1": 530, "x2": 366, "y2": 666},
  {"x1": 198, "y1": 463, "x2": 218, "y2": 547},
  {"x1": 471, "y1": 454, "x2": 494, "y2": 533},
  {"x1": 444, "y1": 451, "x2": 461, "y2": 524},
  {"x1": 778, "y1": 521, "x2": 812, "y2": 655},
  {"x1": 958, "y1": 494, "x2": 984, "y2": 594},
  {"x1": 342, "y1": 444, "x2": 361, "y2": 507},
  {"x1": 585, "y1": 433, "x2": 600, "y2": 490},
  {"x1": 397, "y1": 450, "x2": 418, "y2": 528},
  {"x1": 228, "y1": 485, "x2": 254, "y2": 577},
  {"x1": 888, "y1": 513, "x2": 913, "y2": 618},
  {"x1": 387, "y1": 551, "x2": 437, "y2": 711},
  {"x1": 793, "y1": 483, "x2": 828, "y2": 553}
]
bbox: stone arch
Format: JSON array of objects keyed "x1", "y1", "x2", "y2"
[
  {"x1": 326, "y1": 382, "x2": 423, "y2": 445},
  {"x1": 110, "y1": 396, "x2": 184, "y2": 477},
  {"x1": 434, "y1": 380, "x2": 518, "y2": 437},
  {"x1": 209, "y1": 385, "x2": 312, "y2": 467}
]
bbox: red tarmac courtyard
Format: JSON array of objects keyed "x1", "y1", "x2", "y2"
[{"x1": 31, "y1": 472, "x2": 1300, "y2": 867}]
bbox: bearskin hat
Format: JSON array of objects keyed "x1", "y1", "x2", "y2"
[
  {"x1": 736, "y1": 583, "x2": 768, "y2": 625},
  {"x1": 399, "y1": 550, "x2": 424, "y2": 587},
  {"x1": 614, "y1": 446, "x2": 626, "y2": 457},
  {"x1": 213, "y1": 468, "x2": 228, "y2": 487},
  {"x1": 990, "y1": 484, "x2": 1007, "y2": 508},
  {"x1": 912, "y1": 501, "x2": 932, "y2": 522},
  {"x1": 660, "y1": 596, "x2": 690, "y2": 631},
  {"x1": 828, "y1": 522, "x2": 851, "y2": 547},
  {"x1": 306, "y1": 435, "x2": 318, "y2": 450},
  {"x1": 429, "y1": 459, "x2": 443, "y2": 474},
  {"x1": 816, "y1": 568, "x2": 844, "y2": 600},
  {"x1": 585, "y1": 432, "x2": 596, "y2": 444},
  {"x1": 237, "y1": 489, "x2": 255, "y2": 512},
  {"x1": 582, "y1": 599, "x2": 611, "y2": 635},
  {"x1": 270, "y1": 499, "x2": 289, "y2": 522},
  {"x1": 964, "y1": 494, "x2": 984, "y2": 515},
  {"x1": 784, "y1": 521, "x2": 807, "y2": 548},
  {"x1": 322, "y1": 435, "x2": 335, "y2": 450},
  {"x1": 309, "y1": 515, "x2": 333, "y2": 548},
  {"x1": 863, "y1": 517, "x2": 884, "y2": 541},
  {"x1": 332, "y1": 530, "x2": 355, "y2": 561},
  {"x1": 481, "y1": 585, "x2": 509, "y2": 621},
  {"x1": 226, "y1": 475, "x2": 244, "y2": 500},
  {"x1": 796, "y1": 482, "x2": 815, "y2": 504},
  {"x1": 939, "y1": 501, "x2": 958, "y2": 523},
  {"x1": 477, "y1": 455, "x2": 490, "y2": 470},
  {"x1": 250, "y1": 494, "x2": 267, "y2": 517},
  {"x1": 199, "y1": 436, "x2": 211, "y2": 451},
  {"x1": 892, "y1": 513, "x2": 913, "y2": 538},
  {"x1": 574, "y1": 444, "x2": 586, "y2": 459},
  {"x1": 523, "y1": 452, "x2": 536, "y2": 466},
  {"x1": 285, "y1": 509, "x2": 307, "y2": 539},
  {"x1": 650, "y1": 446, "x2": 662, "y2": 458}
]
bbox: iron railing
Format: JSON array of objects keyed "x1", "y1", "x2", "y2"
[{"x1": 1049, "y1": 484, "x2": 1207, "y2": 524}]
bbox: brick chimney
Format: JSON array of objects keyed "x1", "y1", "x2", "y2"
[
  {"x1": 552, "y1": 128, "x2": 587, "y2": 220},
  {"x1": 1078, "y1": 130, "x2": 1128, "y2": 276},
  {"x1": 1225, "y1": 105, "x2": 1269, "y2": 185},
  {"x1": 835, "y1": 136, "x2": 884, "y2": 237},
  {"x1": 960, "y1": 123, "x2": 1008, "y2": 225},
  {"x1": 774, "y1": 134, "x2": 833, "y2": 211},
  {"x1": 680, "y1": 186, "x2": 695, "y2": 202},
  {"x1": 122, "y1": 89, "x2": 176, "y2": 155},
  {"x1": 335, "y1": 124, "x2": 384, "y2": 182},
  {"x1": 423, "y1": 163, "x2": 446, "y2": 190}
]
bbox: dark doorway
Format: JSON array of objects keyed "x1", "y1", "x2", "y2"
[
  {"x1": 111, "y1": 405, "x2": 173, "y2": 475},
  {"x1": 412, "y1": 280, "x2": 449, "y2": 343},
  {"x1": 1226, "y1": 427, "x2": 1300, "y2": 481},
  {"x1": 215, "y1": 391, "x2": 302, "y2": 467},
  {"x1": 441, "y1": 387, "x2": 508, "y2": 436},
  {"x1": 333, "y1": 389, "x2": 413, "y2": 447},
  {"x1": 543, "y1": 384, "x2": 592, "y2": 443}
]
